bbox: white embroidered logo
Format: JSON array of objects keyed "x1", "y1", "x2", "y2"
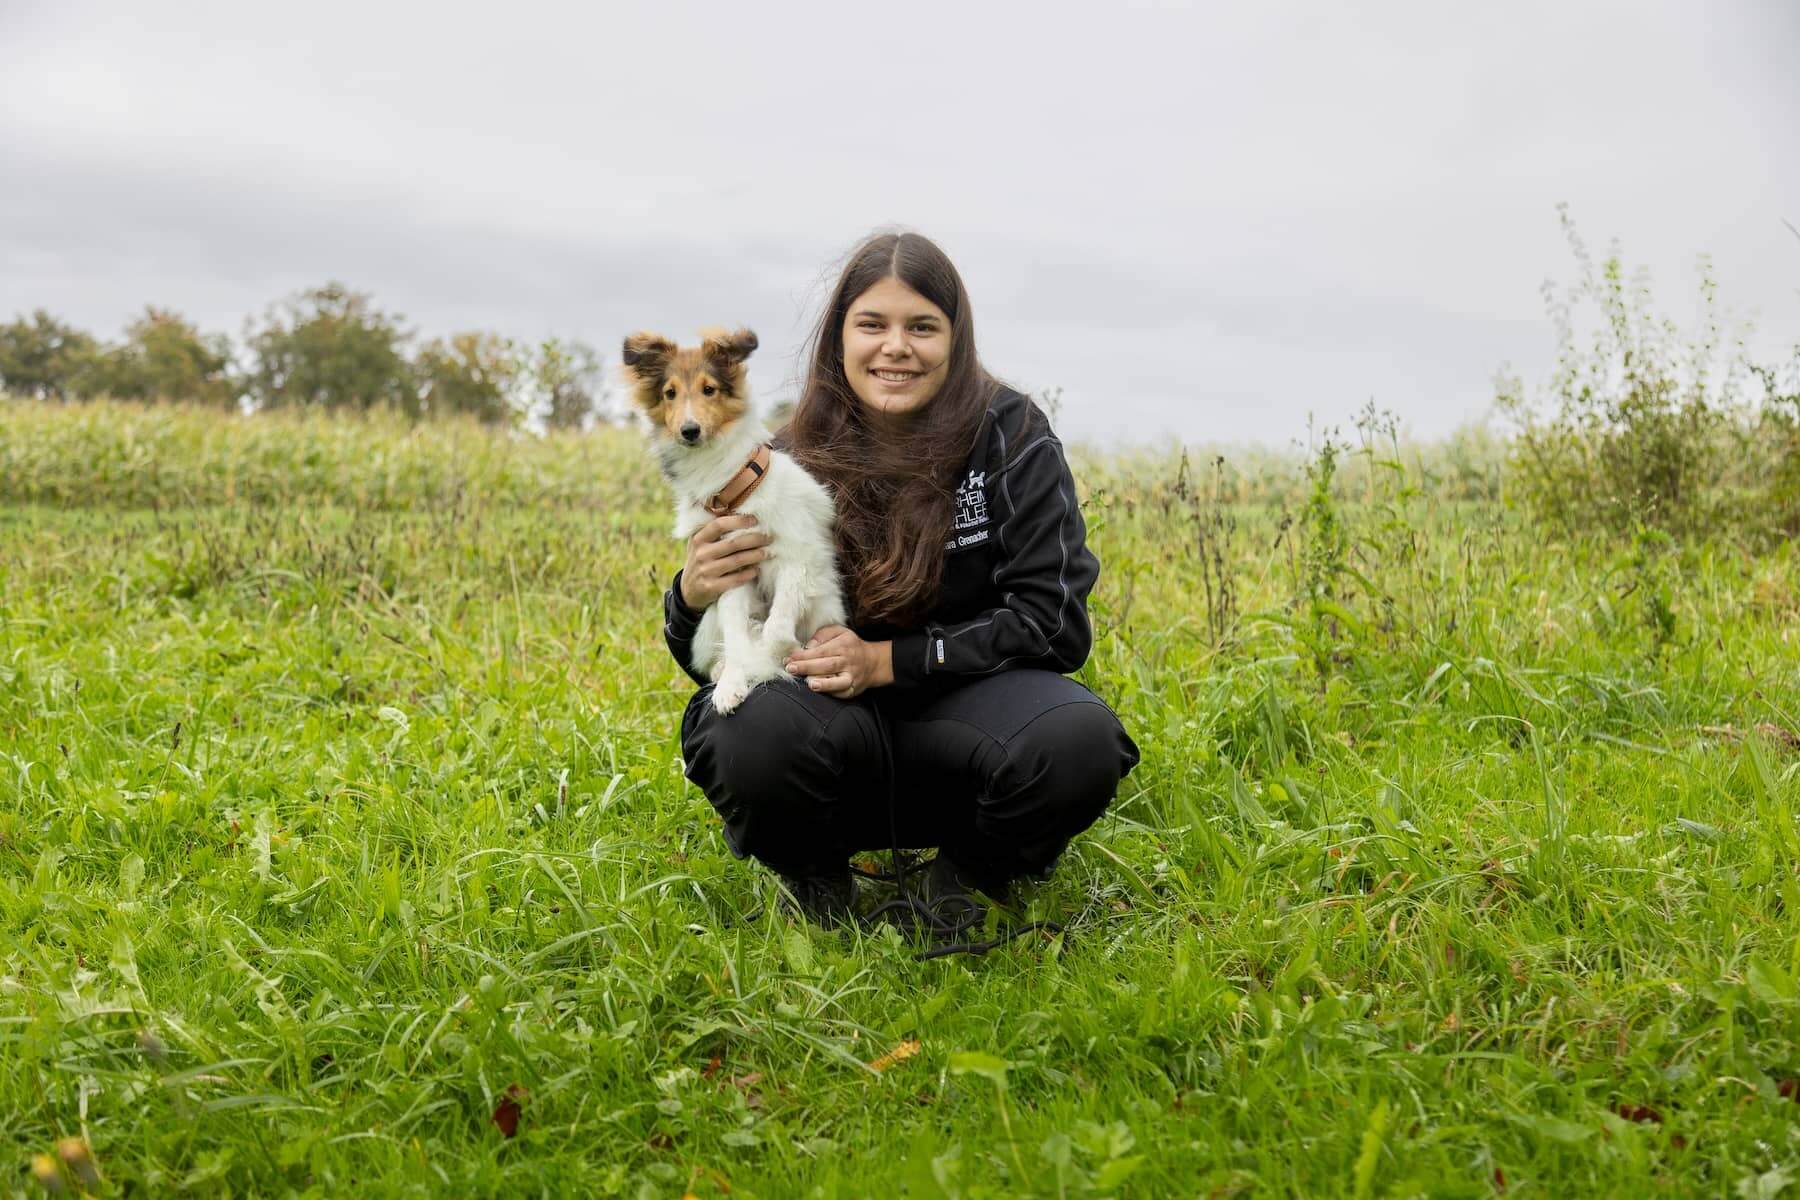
[
  {"x1": 935, "y1": 638, "x2": 945, "y2": 664},
  {"x1": 953, "y1": 469, "x2": 988, "y2": 531}
]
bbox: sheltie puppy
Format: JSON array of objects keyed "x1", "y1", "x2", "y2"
[{"x1": 623, "y1": 327, "x2": 847, "y2": 714}]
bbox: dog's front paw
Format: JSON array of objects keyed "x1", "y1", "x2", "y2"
[
  {"x1": 711, "y1": 672, "x2": 752, "y2": 715},
  {"x1": 739, "y1": 645, "x2": 788, "y2": 684},
  {"x1": 761, "y1": 634, "x2": 802, "y2": 669}
]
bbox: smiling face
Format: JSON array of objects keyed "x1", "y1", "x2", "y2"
[{"x1": 840, "y1": 275, "x2": 951, "y2": 427}]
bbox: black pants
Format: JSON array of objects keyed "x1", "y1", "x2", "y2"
[{"x1": 680, "y1": 669, "x2": 1140, "y2": 894}]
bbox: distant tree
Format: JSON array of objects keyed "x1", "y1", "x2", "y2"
[
  {"x1": 0, "y1": 310, "x2": 100, "y2": 401},
  {"x1": 86, "y1": 308, "x2": 235, "y2": 407},
  {"x1": 528, "y1": 338, "x2": 606, "y2": 431},
  {"x1": 243, "y1": 283, "x2": 412, "y2": 412},
  {"x1": 415, "y1": 332, "x2": 521, "y2": 425}
]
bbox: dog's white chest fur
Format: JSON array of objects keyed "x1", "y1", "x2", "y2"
[{"x1": 669, "y1": 422, "x2": 847, "y2": 714}]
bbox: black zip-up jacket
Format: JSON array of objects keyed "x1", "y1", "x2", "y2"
[{"x1": 662, "y1": 386, "x2": 1099, "y2": 691}]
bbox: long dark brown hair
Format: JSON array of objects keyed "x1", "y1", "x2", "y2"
[{"x1": 787, "y1": 232, "x2": 998, "y2": 627}]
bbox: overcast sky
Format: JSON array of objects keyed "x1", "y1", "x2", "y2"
[{"x1": 2, "y1": 0, "x2": 1796, "y2": 445}]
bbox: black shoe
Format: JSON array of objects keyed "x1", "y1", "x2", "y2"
[
  {"x1": 909, "y1": 853, "x2": 997, "y2": 930},
  {"x1": 773, "y1": 865, "x2": 857, "y2": 927},
  {"x1": 867, "y1": 854, "x2": 1067, "y2": 960}
]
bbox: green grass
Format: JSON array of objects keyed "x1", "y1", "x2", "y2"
[{"x1": 3, "y1": 399, "x2": 1799, "y2": 1197}]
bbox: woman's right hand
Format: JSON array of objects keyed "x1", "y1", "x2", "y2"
[{"x1": 679, "y1": 514, "x2": 770, "y2": 611}]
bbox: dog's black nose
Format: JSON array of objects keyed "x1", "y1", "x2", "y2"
[{"x1": 679, "y1": 421, "x2": 702, "y2": 444}]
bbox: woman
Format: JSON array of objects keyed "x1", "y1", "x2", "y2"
[{"x1": 661, "y1": 231, "x2": 1139, "y2": 927}]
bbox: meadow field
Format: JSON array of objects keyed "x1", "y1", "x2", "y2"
[{"x1": 3, "y1": 399, "x2": 1799, "y2": 1197}]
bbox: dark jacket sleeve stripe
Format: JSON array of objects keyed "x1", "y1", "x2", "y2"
[
  {"x1": 889, "y1": 423, "x2": 1097, "y2": 685},
  {"x1": 663, "y1": 570, "x2": 711, "y2": 687}
]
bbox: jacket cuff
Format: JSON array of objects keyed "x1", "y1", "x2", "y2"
[
  {"x1": 666, "y1": 570, "x2": 703, "y2": 632},
  {"x1": 889, "y1": 630, "x2": 933, "y2": 689}
]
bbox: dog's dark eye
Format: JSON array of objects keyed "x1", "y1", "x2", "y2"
[
  {"x1": 702, "y1": 384, "x2": 717, "y2": 397},
  {"x1": 663, "y1": 387, "x2": 676, "y2": 402}
]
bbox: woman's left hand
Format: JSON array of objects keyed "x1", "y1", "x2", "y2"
[{"x1": 784, "y1": 625, "x2": 893, "y2": 699}]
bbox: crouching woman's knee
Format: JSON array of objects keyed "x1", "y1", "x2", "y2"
[
  {"x1": 679, "y1": 682, "x2": 882, "y2": 868},
  {"x1": 994, "y1": 699, "x2": 1140, "y2": 836}
]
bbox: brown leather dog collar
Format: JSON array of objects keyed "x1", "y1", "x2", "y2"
[{"x1": 704, "y1": 442, "x2": 773, "y2": 517}]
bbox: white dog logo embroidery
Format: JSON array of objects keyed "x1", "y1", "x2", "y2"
[{"x1": 954, "y1": 469, "x2": 988, "y2": 531}]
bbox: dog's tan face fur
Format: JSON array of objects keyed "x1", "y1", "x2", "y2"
[{"x1": 622, "y1": 328, "x2": 758, "y2": 447}]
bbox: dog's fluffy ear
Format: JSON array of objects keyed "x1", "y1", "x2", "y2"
[
  {"x1": 700, "y1": 327, "x2": 758, "y2": 367},
  {"x1": 621, "y1": 332, "x2": 676, "y2": 378}
]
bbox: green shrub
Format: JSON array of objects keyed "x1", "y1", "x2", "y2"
[
  {"x1": 1497, "y1": 207, "x2": 1741, "y2": 536},
  {"x1": 1750, "y1": 350, "x2": 1800, "y2": 536}
]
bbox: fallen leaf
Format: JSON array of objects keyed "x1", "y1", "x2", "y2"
[
  {"x1": 137, "y1": 1029, "x2": 168, "y2": 1063},
  {"x1": 1613, "y1": 1103, "x2": 1663, "y2": 1124},
  {"x1": 1481, "y1": 858, "x2": 1518, "y2": 891},
  {"x1": 55, "y1": 1138, "x2": 101, "y2": 1190},
  {"x1": 1756, "y1": 723, "x2": 1800, "y2": 751},
  {"x1": 491, "y1": 1083, "x2": 528, "y2": 1138},
  {"x1": 1778, "y1": 1078, "x2": 1800, "y2": 1102},
  {"x1": 1737, "y1": 1164, "x2": 1796, "y2": 1199},
  {"x1": 1507, "y1": 1112, "x2": 1593, "y2": 1144},
  {"x1": 867, "y1": 1038, "x2": 922, "y2": 1073},
  {"x1": 1672, "y1": 817, "x2": 1723, "y2": 841},
  {"x1": 1493, "y1": 1166, "x2": 1506, "y2": 1193},
  {"x1": 29, "y1": 1155, "x2": 64, "y2": 1195},
  {"x1": 1699, "y1": 724, "x2": 1800, "y2": 752},
  {"x1": 702, "y1": 1053, "x2": 722, "y2": 1080}
]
